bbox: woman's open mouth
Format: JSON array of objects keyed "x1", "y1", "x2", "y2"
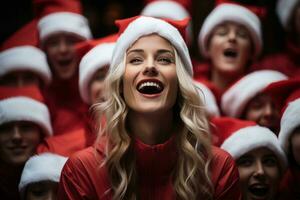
[
  {"x1": 137, "y1": 79, "x2": 164, "y2": 95},
  {"x1": 223, "y1": 48, "x2": 238, "y2": 59},
  {"x1": 248, "y1": 184, "x2": 269, "y2": 199}
]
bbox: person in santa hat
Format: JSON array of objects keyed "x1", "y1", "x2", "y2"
[
  {"x1": 58, "y1": 16, "x2": 241, "y2": 199},
  {"x1": 0, "y1": 86, "x2": 53, "y2": 200},
  {"x1": 221, "y1": 70, "x2": 288, "y2": 134},
  {"x1": 36, "y1": 34, "x2": 118, "y2": 157},
  {"x1": 197, "y1": 2, "x2": 263, "y2": 96},
  {"x1": 213, "y1": 117, "x2": 287, "y2": 200},
  {"x1": 271, "y1": 83, "x2": 300, "y2": 199},
  {"x1": 18, "y1": 153, "x2": 67, "y2": 200},
  {"x1": 251, "y1": 0, "x2": 300, "y2": 78},
  {"x1": 0, "y1": 46, "x2": 51, "y2": 88},
  {"x1": 36, "y1": 2, "x2": 94, "y2": 134}
]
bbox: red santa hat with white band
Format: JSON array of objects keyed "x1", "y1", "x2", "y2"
[
  {"x1": 0, "y1": 86, "x2": 53, "y2": 136},
  {"x1": 38, "y1": 11, "x2": 92, "y2": 43},
  {"x1": 194, "y1": 80, "x2": 220, "y2": 117},
  {"x1": 19, "y1": 153, "x2": 67, "y2": 196},
  {"x1": 77, "y1": 35, "x2": 118, "y2": 104},
  {"x1": 279, "y1": 90, "x2": 300, "y2": 154},
  {"x1": 110, "y1": 16, "x2": 193, "y2": 76},
  {"x1": 0, "y1": 46, "x2": 52, "y2": 85},
  {"x1": 141, "y1": 0, "x2": 192, "y2": 44},
  {"x1": 198, "y1": 3, "x2": 262, "y2": 58},
  {"x1": 276, "y1": 0, "x2": 299, "y2": 29},
  {"x1": 213, "y1": 117, "x2": 287, "y2": 170},
  {"x1": 221, "y1": 70, "x2": 288, "y2": 118}
]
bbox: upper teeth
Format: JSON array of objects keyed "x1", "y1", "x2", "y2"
[{"x1": 138, "y1": 82, "x2": 161, "y2": 90}]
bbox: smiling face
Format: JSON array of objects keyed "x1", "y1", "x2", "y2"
[
  {"x1": 236, "y1": 147, "x2": 282, "y2": 200},
  {"x1": 243, "y1": 93, "x2": 280, "y2": 134},
  {"x1": 207, "y1": 22, "x2": 252, "y2": 77},
  {"x1": 123, "y1": 34, "x2": 178, "y2": 114},
  {"x1": 43, "y1": 32, "x2": 84, "y2": 80},
  {"x1": 0, "y1": 121, "x2": 41, "y2": 166}
]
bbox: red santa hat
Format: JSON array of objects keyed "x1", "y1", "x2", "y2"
[
  {"x1": 279, "y1": 91, "x2": 300, "y2": 154},
  {"x1": 0, "y1": 86, "x2": 53, "y2": 136},
  {"x1": 194, "y1": 80, "x2": 220, "y2": 117},
  {"x1": 198, "y1": 3, "x2": 262, "y2": 58},
  {"x1": 141, "y1": 0, "x2": 192, "y2": 44},
  {"x1": 221, "y1": 70, "x2": 288, "y2": 118},
  {"x1": 77, "y1": 34, "x2": 118, "y2": 104},
  {"x1": 0, "y1": 45, "x2": 52, "y2": 85},
  {"x1": 213, "y1": 117, "x2": 287, "y2": 170},
  {"x1": 38, "y1": 12, "x2": 92, "y2": 43},
  {"x1": 19, "y1": 153, "x2": 67, "y2": 195},
  {"x1": 110, "y1": 16, "x2": 193, "y2": 76},
  {"x1": 276, "y1": 0, "x2": 299, "y2": 29}
]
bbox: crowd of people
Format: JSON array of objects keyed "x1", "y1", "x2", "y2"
[{"x1": 0, "y1": 0, "x2": 299, "y2": 199}]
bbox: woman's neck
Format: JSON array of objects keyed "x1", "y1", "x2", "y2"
[{"x1": 127, "y1": 110, "x2": 174, "y2": 145}]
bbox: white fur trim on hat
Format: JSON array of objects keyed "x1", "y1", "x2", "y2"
[
  {"x1": 19, "y1": 153, "x2": 67, "y2": 193},
  {"x1": 194, "y1": 81, "x2": 220, "y2": 116},
  {"x1": 279, "y1": 98, "x2": 300, "y2": 153},
  {"x1": 221, "y1": 125, "x2": 287, "y2": 169},
  {"x1": 110, "y1": 16, "x2": 193, "y2": 76},
  {"x1": 221, "y1": 70, "x2": 288, "y2": 117},
  {"x1": 0, "y1": 97, "x2": 52, "y2": 136},
  {"x1": 141, "y1": 0, "x2": 193, "y2": 45},
  {"x1": 198, "y1": 3, "x2": 262, "y2": 58},
  {"x1": 79, "y1": 43, "x2": 115, "y2": 104},
  {"x1": 276, "y1": 0, "x2": 299, "y2": 29},
  {"x1": 38, "y1": 12, "x2": 92, "y2": 42},
  {"x1": 0, "y1": 46, "x2": 52, "y2": 85}
]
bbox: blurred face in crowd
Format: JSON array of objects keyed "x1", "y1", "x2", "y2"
[
  {"x1": 123, "y1": 34, "x2": 178, "y2": 114},
  {"x1": 236, "y1": 147, "x2": 282, "y2": 200},
  {"x1": 26, "y1": 181, "x2": 58, "y2": 200},
  {"x1": 89, "y1": 66, "x2": 109, "y2": 104},
  {"x1": 243, "y1": 93, "x2": 280, "y2": 134},
  {"x1": 207, "y1": 22, "x2": 252, "y2": 77},
  {"x1": 291, "y1": 127, "x2": 300, "y2": 165},
  {"x1": 43, "y1": 32, "x2": 84, "y2": 80},
  {"x1": 0, "y1": 71, "x2": 41, "y2": 87},
  {"x1": 0, "y1": 121, "x2": 41, "y2": 166}
]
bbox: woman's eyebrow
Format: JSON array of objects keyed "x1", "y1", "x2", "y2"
[
  {"x1": 127, "y1": 49, "x2": 144, "y2": 55},
  {"x1": 157, "y1": 49, "x2": 174, "y2": 55}
]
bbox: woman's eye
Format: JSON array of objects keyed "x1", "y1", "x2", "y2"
[
  {"x1": 237, "y1": 157, "x2": 253, "y2": 167},
  {"x1": 129, "y1": 58, "x2": 143, "y2": 64},
  {"x1": 157, "y1": 57, "x2": 173, "y2": 64},
  {"x1": 263, "y1": 157, "x2": 278, "y2": 167},
  {"x1": 215, "y1": 27, "x2": 228, "y2": 36}
]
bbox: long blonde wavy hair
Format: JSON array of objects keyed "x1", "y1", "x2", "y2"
[{"x1": 93, "y1": 43, "x2": 214, "y2": 200}]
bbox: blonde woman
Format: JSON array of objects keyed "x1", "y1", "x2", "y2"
[{"x1": 58, "y1": 16, "x2": 241, "y2": 200}]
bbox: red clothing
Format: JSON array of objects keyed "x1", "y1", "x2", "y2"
[
  {"x1": 0, "y1": 163, "x2": 23, "y2": 200},
  {"x1": 37, "y1": 127, "x2": 96, "y2": 157},
  {"x1": 278, "y1": 165, "x2": 300, "y2": 200},
  {"x1": 251, "y1": 41, "x2": 300, "y2": 78},
  {"x1": 44, "y1": 75, "x2": 90, "y2": 135},
  {"x1": 58, "y1": 137, "x2": 241, "y2": 199}
]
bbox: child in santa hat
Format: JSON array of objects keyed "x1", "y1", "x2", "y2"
[
  {"x1": 36, "y1": 35, "x2": 118, "y2": 157},
  {"x1": 251, "y1": 0, "x2": 300, "y2": 78},
  {"x1": 19, "y1": 153, "x2": 67, "y2": 200},
  {"x1": 221, "y1": 70, "x2": 288, "y2": 134},
  {"x1": 197, "y1": 2, "x2": 262, "y2": 95},
  {"x1": 0, "y1": 86, "x2": 52, "y2": 199},
  {"x1": 58, "y1": 16, "x2": 241, "y2": 199},
  {"x1": 213, "y1": 117, "x2": 287, "y2": 200}
]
